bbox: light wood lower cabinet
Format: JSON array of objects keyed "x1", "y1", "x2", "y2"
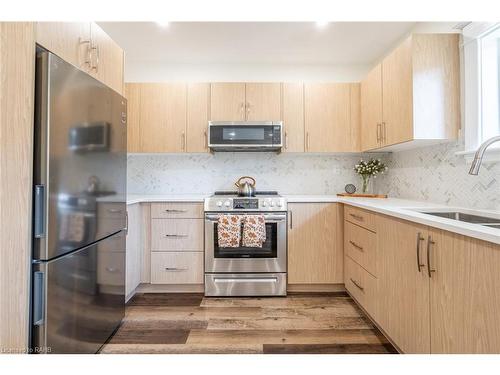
[
  {"x1": 344, "y1": 221, "x2": 377, "y2": 276},
  {"x1": 287, "y1": 203, "x2": 343, "y2": 284},
  {"x1": 376, "y1": 215, "x2": 431, "y2": 354},
  {"x1": 126, "y1": 203, "x2": 142, "y2": 297},
  {"x1": 344, "y1": 255, "x2": 377, "y2": 314},
  {"x1": 151, "y1": 202, "x2": 204, "y2": 219},
  {"x1": 429, "y1": 228, "x2": 500, "y2": 353},
  {"x1": 151, "y1": 252, "x2": 204, "y2": 284},
  {"x1": 353, "y1": 208, "x2": 500, "y2": 354},
  {"x1": 151, "y1": 219, "x2": 204, "y2": 252}
]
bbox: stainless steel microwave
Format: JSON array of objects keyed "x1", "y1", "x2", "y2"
[{"x1": 208, "y1": 121, "x2": 283, "y2": 152}]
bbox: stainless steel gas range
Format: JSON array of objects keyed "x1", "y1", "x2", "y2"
[{"x1": 204, "y1": 191, "x2": 287, "y2": 297}]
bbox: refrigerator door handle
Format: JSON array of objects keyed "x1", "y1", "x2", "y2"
[
  {"x1": 34, "y1": 185, "x2": 46, "y2": 238},
  {"x1": 33, "y1": 271, "x2": 45, "y2": 326}
]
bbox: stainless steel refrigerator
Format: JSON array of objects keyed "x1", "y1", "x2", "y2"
[{"x1": 31, "y1": 50, "x2": 127, "y2": 354}]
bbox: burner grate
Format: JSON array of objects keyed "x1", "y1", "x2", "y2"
[{"x1": 214, "y1": 191, "x2": 279, "y2": 196}]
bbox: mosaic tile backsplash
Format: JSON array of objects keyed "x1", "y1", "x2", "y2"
[
  {"x1": 377, "y1": 141, "x2": 500, "y2": 210},
  {"x1": 127, "y1": 153, "x2": 364, "y2": 195},
  {"x1": 128, "y1": 141, "x2": 500, "y2": 210}
]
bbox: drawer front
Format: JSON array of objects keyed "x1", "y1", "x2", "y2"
[
  {"x1": 151, "y1": 203, "x2": 203, "y2": 219},
  {"x1": 344, "y1": 221, "x2": 377, "y2": 276},
  {"x1": 97, "y1": 202, "x2": 127, "y2": 219},
  {"x1": 97, "y1": 251, "x2": 125, "y2": 286},
  {"x1": 345, "y1": 255, "x2": 377, "y2": 315},
  {"x1": 151, "y1": 252, "x2": 204, "y2": 284},
  {"x1": 151, "y1": 219, "x2": 204, "y2": 251},
  {"x1": 344, "y1": 205, "x2": 377, "y2": 232},
  {"x1": 97, "y1": 230, "x2": 126, "y2": 253}
]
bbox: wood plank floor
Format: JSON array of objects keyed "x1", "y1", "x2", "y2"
[{"x1": 100, "y1": 292, "x2": 397, "y2": 354}]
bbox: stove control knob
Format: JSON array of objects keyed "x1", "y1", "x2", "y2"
[
  {"x1": 224, "y1": 200, "x2": 231, "y2": 207},
  {"x1": 262, "y1": 201, "x2": 268, "y2": 207},
  {"x1": 270, "y1": 201, "x2": 276, "y2": 207},
  {"x1": 216, "y1": 201, "x2": 223, "y2": 207}
]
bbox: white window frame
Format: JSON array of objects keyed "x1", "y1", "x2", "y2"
[{"x1": 458, "y1": 22, "x2": 500, "y2": 161}]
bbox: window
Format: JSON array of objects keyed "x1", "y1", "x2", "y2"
[
  {"x1": 463, "y1": 22, "x2": 500, "y2": 156},
  {"x1": 480, "y1": 26, "x2": 500, "y2": 143}
]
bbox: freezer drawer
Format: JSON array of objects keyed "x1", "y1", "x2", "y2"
[
  {"x1": 204, "y1": 273, "x2": 287, "y2": 297},
  {"x1": 31, "y1": 232, "x2": 125, "y2": 354}
]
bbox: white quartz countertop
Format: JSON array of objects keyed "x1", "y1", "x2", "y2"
[
  {"x1": 127, "y1": 194, "x2": 208, "y2": 204},
  {"x1": 127, "y1": 194, "x2": 500, "y2": 245}
]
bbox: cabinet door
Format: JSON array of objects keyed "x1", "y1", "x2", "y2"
[
  {"x1": 360, "y1": 64, "x2": 382, "y2": 151},
  {"x1": 125, "y1": 204, "x2": 142, "y2": 298},
  {"x1": 282, "y1": 83, "x2": 304, "y2": 152},
  {"x1": 245, "y1": 83, "x2": 281, "y2": 121},
  {"x1": 187, "y1": 83, "x2": 210, "y2": 152},
  {"x1": 429, "y1": 229, "x2": 500, "y2": 353},
  {"x1": 382, "y1": 36, "x2": 413, "y2": 146},
  {"x1": 90, "y1": 23, "x2": 124, "y2": 95},
  {"x1": 377, "y1": 215, "x2": 430, "y2": 353},
  {"x1": 304, "y1": 83, "x2": 353, "y2": 152},
  {"x1": 139, "y1": 83, "x2": 187, "y2": 153},
  {"x1": 124, "y1": 83, "x2": 142, "y2": 152},
  {"x1": 210, "y1": 83, "x2": 246, "y2": 121},
  {"x1": 36, "y1": 22, "x2": 91, "y2": 71},
  {"x1": 288, "y1": 203, "x2": 343, "y2": 284}
]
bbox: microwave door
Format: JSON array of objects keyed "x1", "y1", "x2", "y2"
[{"x1": 208, "y1": 122, "x2": 283, "y2": 151}]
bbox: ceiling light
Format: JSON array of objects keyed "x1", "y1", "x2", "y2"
[
  {"x1": 315, "y1": 21, "x2": 329, "y2": 28},
  {"x1": 156, "y1": 21, "x2": 170, "y2": 28}
]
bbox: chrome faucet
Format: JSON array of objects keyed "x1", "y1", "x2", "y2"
[{"x1": 469, "y1": 135, "x2": 500, "y2": 175}]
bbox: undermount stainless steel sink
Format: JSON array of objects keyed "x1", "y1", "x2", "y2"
[{"x1": 416, "y1": 211, "x2": 500, "y2": 228}]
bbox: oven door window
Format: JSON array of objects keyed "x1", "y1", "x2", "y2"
[
  {"x1": 210, "y1": 125, "x2": 275, "y2": 145},
  {"x1": 213, "y1": 222, "x2": 277, "y2": 258}
]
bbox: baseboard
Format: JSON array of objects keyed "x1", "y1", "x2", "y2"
[
  {"x1": 135, "y1": 283, "x2": 205, "y2": 293},
  {"x1": 287, "y1": 283, "x2": 346, "y2": 292}
]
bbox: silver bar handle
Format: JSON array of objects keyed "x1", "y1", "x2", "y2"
[
  {"x1": 79, "y1": 38, "x2": 92, "y2": 70},
  {"x1": 289, "y1": 210, "x2": 293, "y2": 229},
  {"x1": 33, "y1": 271, "x2": 45, "y2": 326},
  {"x1": 181, "y1": 132, "x2": 186, "y2": 151},
  {"x1": 125, "y1": 210, "x2": 129, "y2": 235},
  {"x1": 382, "y1": 122, "x2": 386, "y2": 142},
  {"x1": 204, "y1": 130, "x2": 208, "y2": 150},
  {"x1": 205, "y1": 214, "x2": 286, "y2": 222},
  {"x1": 34, "y1": 185, "x2": 46, "y2": 238},
  {"x1": 165, "y1": 267, "x2": 188, "y2": 271},
  {"x1": 107, "y1": 208, "x2": 123, "y2": 213},
  {"x1": 306, "y1": 132, "x2": 310, "y2": 151},
  {"x1": 284, "y1": 131, "x2": 288, "y2": 149},
  {"x1": 349, "y1": 240, "x2": 364, "y2": 252},
  {"x1": 416, "y1": 232, "x2": 425, "y2": 272},
  {"x1": 165, "y1": 209, "x2": 188, "y2": 213},
  {"x1": 426, "y1": 235, "x2": 436, "y2": 277},
  {"x1": 165, "y1": 234, "x2": 188, "y2": 238},
  {"x1": 349, "y1": 213, "x2": 364, "y2": 221},
  {"x1": 350, "y1": 278, "x2": 364, "y2": 291},
  {"x1": 214, "y1": 277, "x2": 278, "y2": 283},
  {"x1": 376, "y1": 123, "x2": 381, "y2": 142}
]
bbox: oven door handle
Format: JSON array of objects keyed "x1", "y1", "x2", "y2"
[
  {"x1": 205, "y1": 214, "x2": 286, "y2": 222},
  {"x1": 213, "y1": 277, "x2": 278, "y2": 283}
]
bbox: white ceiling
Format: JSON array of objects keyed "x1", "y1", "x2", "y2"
[{"x1": 98, "y1": 22, "x2": 419, "y2": 65}]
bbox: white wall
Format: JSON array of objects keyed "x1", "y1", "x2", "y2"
[{"x1": 124, "y1": 62, "x2": 370, "y2": 82}]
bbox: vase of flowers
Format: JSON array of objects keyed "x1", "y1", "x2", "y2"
[{"x1": 354, "y1": 158, "x2": 388, "y2": 194}]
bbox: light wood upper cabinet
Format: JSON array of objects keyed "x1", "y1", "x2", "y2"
[
  {"x1": 210, "y1": 82, "x2": 281, "y2": 121},
  {"x1": 89, "y1": 23, "x2": 124, "y2": 95},
  {"x1": 35, "y1": 22, "x2": 91, "y2": 72},
  {"x1": 187, "y1": 83, "x2": 210, "y2": 152},
  {"x1": 288, "y1": 203, "x2": 343, "y2": 284},
  {"x1": 304, "y1": 83, "x2": 358, "y2": 152},
  {"x1": 282, "y1": 83, "x2": 304, "y2": 152},
  {"x1": 210, "y1": 83, "x2": 246, "y2": 121},
  {"x1": 361, "y1": 64, "x2": 383, "y2": 150},
  {"x1": 382, "y1": 36, "x2": 413, "y2": 146},
  {"x1": 377, "y1": 215, "x2": 431, "y2": 354},
  {"x1": 429, "y1": 229, "x2": 500, "y2": 353},
  {"x1": 361, "y1": 34, "x2": 460, "y2": 151},
  {"x1": 124, "y1": 83, "x2": 142, "y2": 152},
  {"x1": 139, "y1": 83, "x2": 187, "y2": 153},
  {"x1": 245, "y1": 83, "x2": 281, "y2": 121}
]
